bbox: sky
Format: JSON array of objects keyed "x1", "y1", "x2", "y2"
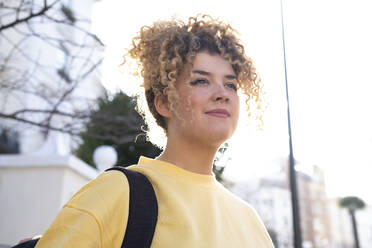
[{"x1": 92, "y1": 0, "x2": 372, "y2": 203}]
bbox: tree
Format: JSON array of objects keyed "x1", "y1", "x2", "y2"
[
  {"x1": 213, "y1": 143, "x2": 231, "y2": 185},
  {"x1": 267, "y1": 228, "x2": 278, "y2": 248},
  {"x1": 339, "y1": 196, "x2": 366, "y2": 248},
  {"x1": 0, "y1": 0, "x2": 104, "y2": 146},
  {"x1": 75, "y1": 92, "x2": 162, "y2": 167}
]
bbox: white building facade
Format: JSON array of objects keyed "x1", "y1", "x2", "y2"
[{"x1": 0, "y1": 0, "x2": 104, "y2": 154}]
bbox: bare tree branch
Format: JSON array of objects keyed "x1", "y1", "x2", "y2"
[
  {"x1": 0, "y1": 0, "x2": 60, "y2": 32},
  {"x1": 0, "y1": 0, "x2": 113, "y2": 146},
  {"x1": 0, "y1": 109, "x2": 143, "y2": 145}
]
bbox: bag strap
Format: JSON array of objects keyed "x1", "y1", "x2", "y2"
[
  {"x1": 106, "y1": 167, "x2": 158, "y2": 248},
  {"x1": 11, "y1": 239, "x2": 38, "y2": 248}
]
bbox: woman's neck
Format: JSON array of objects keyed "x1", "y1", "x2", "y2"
[{"x1": 157, "y1": 137, "x2": 219, "y2": 175}]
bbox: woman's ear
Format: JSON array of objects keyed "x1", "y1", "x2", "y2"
[{"x1": 154, "y1": 94, "x2": 171, "y2": 118}]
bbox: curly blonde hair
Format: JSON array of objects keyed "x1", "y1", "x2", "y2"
[{"x1": 126, "y1": 14, "x2": 263, "y2": 135}]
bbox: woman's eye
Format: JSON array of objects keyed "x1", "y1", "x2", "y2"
[
  {"x1": 190, "y1": 78, "x2": 208, "y2": 85},
  {"x1": 226, "y1": 83, "x2": 237, "y2": 91}
]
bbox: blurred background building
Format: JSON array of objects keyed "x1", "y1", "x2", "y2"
[
  {"x1": 232, "y1": 160, "x2": 372, "y2": 248},
  {"x1": 297, "y1": 165, "x2": 332, "y2": 247},
  {"x1": 0, "y1": 0, "x2": 104, "y2": 155}
]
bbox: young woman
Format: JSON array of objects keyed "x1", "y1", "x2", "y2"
[{"x1": 35, "y1": 15, "x2": 273, "y2": 247}]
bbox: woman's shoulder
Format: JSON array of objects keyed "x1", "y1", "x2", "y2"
[
  {"x1": 36, "y1": 169, "x2": 134, "y2": 248},
  {"x1": 66, "y1": 169, "x2": 131, "y2": 213},
  {"x1": 216, "y1": 183, "x2": 260, "y2": 215},
  {"x1": 216, "y1": 185, "x2": 273, "y2": 246}
]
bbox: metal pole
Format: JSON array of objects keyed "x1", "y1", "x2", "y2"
[{"x1": 279, "y1": 0, "x2": 303, "y2": 247}]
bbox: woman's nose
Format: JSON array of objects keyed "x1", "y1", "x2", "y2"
[{"x1": 212, "y1": 84, "x2": 229, "y2": 102}]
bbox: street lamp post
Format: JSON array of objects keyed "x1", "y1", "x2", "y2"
[{"x1": 280, "y1": 0, "x2": 303, "y2": 247}]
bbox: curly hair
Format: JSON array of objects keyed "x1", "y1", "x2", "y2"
[{"x1": 125, "y1": 14, "x2": 263, "y2": 136}]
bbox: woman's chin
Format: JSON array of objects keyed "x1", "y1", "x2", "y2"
[{"x1": 198, "y1": 128, "x2": 234, "y2": 146}]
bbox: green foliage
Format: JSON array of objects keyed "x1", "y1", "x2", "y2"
[
  {"x1": 75, "y1": 92, "x2": 162, "y2": 168},
  {"x1": 339, "y1": 196, "x2": 366, "y2": 211},
  {"x1": 267, "y1": 228, "x2": 278, "y2": 248},
  {"x1": 213, "y1": 143, "x2": 229, "y2": 183}
]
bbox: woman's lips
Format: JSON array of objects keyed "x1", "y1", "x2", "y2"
[{"x1": 205, "y1": 109, "x2": 230, "y2": 118}]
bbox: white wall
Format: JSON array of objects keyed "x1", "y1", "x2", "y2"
[{"x1": 0, "y1": 154, "x2": 98, "y2": 246}]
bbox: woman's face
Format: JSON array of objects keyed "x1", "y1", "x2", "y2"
[{"x1": 167, "y1": 52, "x2": 240, "y2": 147}]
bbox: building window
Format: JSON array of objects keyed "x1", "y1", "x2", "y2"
[{"x1": 0, "y1": 128, "x2": 20, "y2": 154}]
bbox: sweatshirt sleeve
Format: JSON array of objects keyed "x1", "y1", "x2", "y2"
[
  {"x1": 35, "y1": 170, "x2": 130, "y2": 248},
  {"x1": 246, "y1": 205, "x2": 275, "y2": 248}
]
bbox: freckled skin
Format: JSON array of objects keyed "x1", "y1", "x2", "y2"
[{"x1": 168, "y1": 52, "x2": 240, "y2": 148}]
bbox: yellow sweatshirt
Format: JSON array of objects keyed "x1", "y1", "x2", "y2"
[{"x1": 36, "y1": 157, "x2": 273, "y2": 248}]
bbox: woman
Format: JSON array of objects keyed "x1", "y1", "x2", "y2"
[{"x1": 35, "y1": 15, "x2": 273, "y2": 247}]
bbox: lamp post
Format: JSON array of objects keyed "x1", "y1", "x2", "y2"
[{"x1": 280, "y1": 0, "x2": 303, "y2": 247}]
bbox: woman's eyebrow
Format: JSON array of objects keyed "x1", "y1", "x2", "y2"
[
  {"x1": 192, "y1": 70, "x2": 210, "y2": 76},
  {"x1": 225, "y1": 75, "x2": 237, "y2": 80},
  {"x1": 192, "y1": 70, "x2": 237, "y2": 80}
]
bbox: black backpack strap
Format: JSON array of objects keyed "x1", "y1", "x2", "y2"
[
  {"x1": 11, "y1": 239, "x2": 39, "y2": 248},
  {"x1": 106, "y1": 166, "x2": 158, "y2": 248}
]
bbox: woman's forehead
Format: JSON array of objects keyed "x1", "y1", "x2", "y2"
[
  {"x1": 191, "y1": 52, "x2": 235, "y2": 76},
  {"x1": 174, "y1": 52, "x2": 236, "y2": 85}
]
